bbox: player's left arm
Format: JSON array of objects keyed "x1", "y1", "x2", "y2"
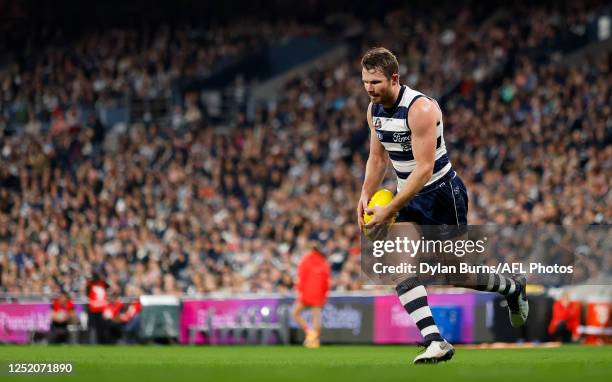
[{"x1": 364, "y1": 97, "x2": 438, "y2": 227}]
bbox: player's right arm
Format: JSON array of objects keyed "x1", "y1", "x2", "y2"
[{"x1": 357, "y1": 102, "x2": 389, "y2": 230}]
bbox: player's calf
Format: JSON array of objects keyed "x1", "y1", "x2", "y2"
[
  {"x1": 396, "y1": 277, "x2": 445, "y2": 346},
  {"x1": 505, "y1": 274, "x2": 529, "y2": 327},
  {"x1": 474, "y1": 272, "x2": 529, "y2": 326}
]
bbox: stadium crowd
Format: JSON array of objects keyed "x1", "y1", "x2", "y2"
[
  {"x1": 1, "y1": 16, "x2": 321, "y2": 132},
  {"x1": 0, "y1": 1, "x2": 610, "y2": 297}
]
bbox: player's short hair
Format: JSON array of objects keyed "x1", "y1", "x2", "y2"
[{"x1": 361, "y1": 47, "x2": 399, "y2": 79}]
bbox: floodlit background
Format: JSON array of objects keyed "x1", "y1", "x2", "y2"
[{"x1": 0, "y1": 0, "x2": 610, "y2": 360}]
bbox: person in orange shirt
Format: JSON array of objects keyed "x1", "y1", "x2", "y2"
[
  {"x1": 292, "y1": 247, "x2": 330, "y2": 348},
  {"x1": 548, "y1": 292, "x2": 581, "y2": 342}
]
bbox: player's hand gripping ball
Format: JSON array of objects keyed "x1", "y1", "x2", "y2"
[{"x1": 363, "y1": 189, "x2": 396, "y2": 240}]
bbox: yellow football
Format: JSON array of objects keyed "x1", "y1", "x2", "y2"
[{"x1": 363, "y1": 188, "x2": 395, "y2": 224}]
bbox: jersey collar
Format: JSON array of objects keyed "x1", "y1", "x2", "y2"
[{"x1": 383, "y1": 84, "x2": 405, "y2": 114}]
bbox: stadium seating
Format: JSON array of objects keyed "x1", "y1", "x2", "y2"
[{"x1": 0, "y1": 1, "x2": 609, "y2": 298}]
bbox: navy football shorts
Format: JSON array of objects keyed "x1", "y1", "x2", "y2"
[{"x1": 396, "y1": 169, "x2": 468, "y2": 238}]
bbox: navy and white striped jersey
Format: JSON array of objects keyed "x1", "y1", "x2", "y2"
[{"x1": 371, "y1": 85, "x2": 451, "y2": 192}]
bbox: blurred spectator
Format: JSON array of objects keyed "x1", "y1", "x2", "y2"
[
  {"x1": 86, "y1": 272, "x2": 109, "y2": 344},
  {"x1": 49, "y1": 290, "x2": 75, "y2": 344},
  {"x1": 293, "y1": 247, "x2": 330, "y2": 348},
  {"x1": 548, "y1": 293, "x2": 581, "y2": 342},
  {"x1": 102, "y1": 292, "x2": 125, "y2": 344},
  {"x1": 118, "y1": 292, "x2": 142, "y2": 344}
]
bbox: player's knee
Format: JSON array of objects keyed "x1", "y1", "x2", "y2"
[
  {"x1": 292, "y1": 304, "x2": 302, "y2": 318},
  {"x1": 395, "y1": 276, "x2": 422, "y2": 294}
]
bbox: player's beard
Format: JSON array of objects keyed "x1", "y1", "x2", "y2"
[
  {"x1": 376, "y1": 88, "x2": 394, "y2": 107},
  {"x1": 369, "y1": 92, "x2": 384, "y2": 104}
]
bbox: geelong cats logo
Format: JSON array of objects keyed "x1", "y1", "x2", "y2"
[{"x1": 374, "y1": 118, "x2": 382, "y2": 130}]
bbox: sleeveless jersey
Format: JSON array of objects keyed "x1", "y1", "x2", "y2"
[{"x1": 371, "y1": 85, "x2": 451, "y2": 192}]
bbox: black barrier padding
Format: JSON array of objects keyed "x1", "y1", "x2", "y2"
[{"x1": 525, "y1": 295, "x2": 555, "y2": 342}]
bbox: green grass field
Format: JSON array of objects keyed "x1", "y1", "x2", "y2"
[{"x1": 1, "y1": 345, "x2": 611, "y2": 382}]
